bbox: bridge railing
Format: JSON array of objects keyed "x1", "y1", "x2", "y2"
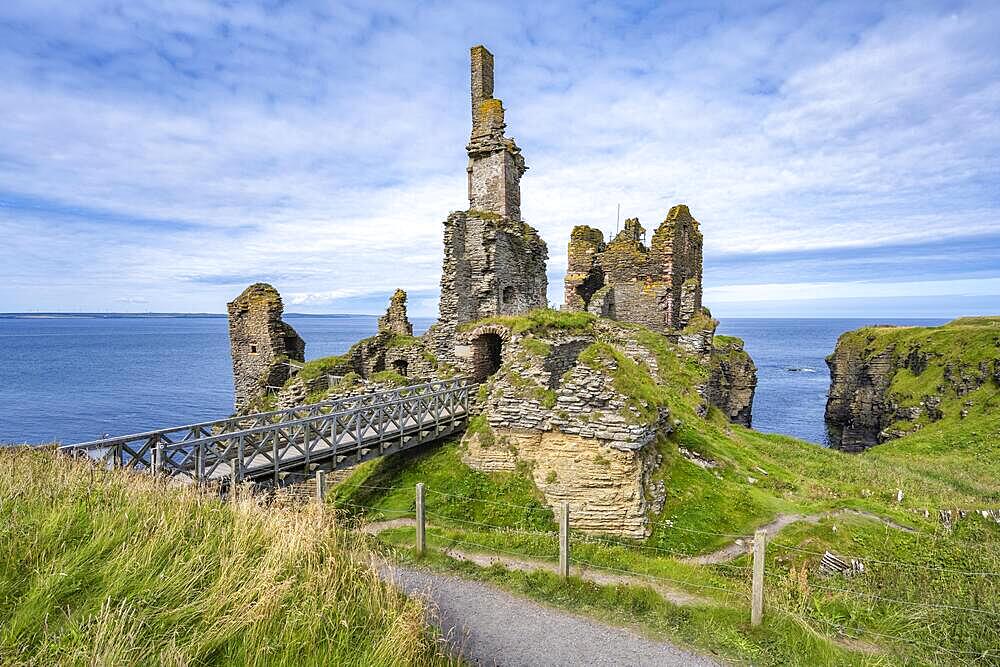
[
  {"x1": 150, "y1": 380, "x2": 471, "y2": 483},
  {"x1": 61, "y1": 378, "x2": 470, "y2": 475}
]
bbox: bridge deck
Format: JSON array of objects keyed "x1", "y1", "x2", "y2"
[{"x1": 61, "y1": 378, "x2": 471, "y2": 485}]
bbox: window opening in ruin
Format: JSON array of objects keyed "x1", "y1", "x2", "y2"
[
  {"x1": 502, "y1": 285, "x2": 515, "y2": 304},
  {"x1": 392, "y1": 359, "x2": 408, "y2": 377},
  {"x1": 250, "y1": 344, "x2": 258, "y2": 354},
  {"x1": 471, "y1": 333, "x2": 504, "y2": 382},
  {"x1": 575, "y1": 268, "x2": 605, "y2": 310}
]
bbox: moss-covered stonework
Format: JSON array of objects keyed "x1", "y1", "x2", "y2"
[
  {"x1": 377, "y1": 289, "x2": 413, "y2": 337},
  {"x1": 459, "y1": 312, "x2": 757, "y2": 536},
  {"x1": 227, "y1": 283, "x2": 305, "y2": 411},
  {"x1": 825, "y1": 317, "x2": 1000, "y2": 451},
  {"x1": 564, "y1": 206, "x2": 704, "y2": 334}
]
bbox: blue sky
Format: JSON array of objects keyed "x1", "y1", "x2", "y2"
[{"x1": 1, "y1": 0, "x2": 998, "y2": 317}]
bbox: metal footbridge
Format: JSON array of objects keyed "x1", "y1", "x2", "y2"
[{"x1": 60, "y1": 378, "x2": 471, "y2": 485}]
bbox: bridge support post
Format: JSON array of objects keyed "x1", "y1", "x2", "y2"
[
  {"x1": 315, "y1": 470, "x2": 327, "y2": 504},
  {"x1": 195, "y1": 444, "x2": 204, "y2": 486},
  {"x1": 155, "y1": 443, "x2": 165, "y2": 475},
  {"x1": 559, "y1": 501, "x2": 570, "y2": 579},
  {"x1": 416, "y1": 482, "x2": 426, "y2": 556},
  {"x1": 751, "y1": 529, "x2": 767, "y2": 627},
  {"x1": 272, "y1": 431, "x2": 279, "y2": 486}
]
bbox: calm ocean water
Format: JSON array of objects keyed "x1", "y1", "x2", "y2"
[{"x1": 1, "y1": 316, "x2": 945, "y2": 446}]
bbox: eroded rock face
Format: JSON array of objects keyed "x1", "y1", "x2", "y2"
[
  {"x1": 825, "y1": 340, "x2": 898, "y2": 451},
  {"x1": 563, "y1": 206, "x2": 704, "y2": 333},
  {"x1": 227, "y1": 283, "x2": 305, "y2": 410},
  {"x1": 460, "y1": 320, "x2": 718, "y2": 537},
  {"x1": 704, "y1": 338, "x2": 757, "y2": 427},
  {"x1": 824, "y1": 321, "x2": 1000, "y2": 451}
]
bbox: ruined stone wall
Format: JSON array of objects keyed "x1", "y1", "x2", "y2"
[
  {"x1": 227, "y1": 283, "x2": 305, "y2": 411},
  {"x1": 466, "y1": 45, "x2": 525, "y2": 221},
  {"x1": 563, "y1": 206, "x2": 704, "y2": 333},
  {"x1": 653, "y1": 205, "x2": 703, "y2": 329},
  {"x1": 378, "y1": 289, "x2": 413, "y2": 336},
  {"x1": 429, "y1": 212, "x2": 547, "y2": 366},
  {"x1": 564, "y1": 225, "x2": 605, "y2": 311},
  {"x1": 426, "y1": 46, "x2": 548, "y2": 365}
]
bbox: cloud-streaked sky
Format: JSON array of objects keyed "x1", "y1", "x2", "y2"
[{"x1": 1, "y1": 0, "x2": 998, "y2": 317}]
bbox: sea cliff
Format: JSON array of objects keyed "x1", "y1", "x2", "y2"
[{"x1": 825, "y1": 317, "x2": 1000, "y2": 450}]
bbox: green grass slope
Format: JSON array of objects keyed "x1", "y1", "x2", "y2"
[
  {"x1": 0, "y1": 447, "x2": 450, "y2": 666},
  {"x1": 336, "y1": 317, "x2": 1000, "y2": 665}
]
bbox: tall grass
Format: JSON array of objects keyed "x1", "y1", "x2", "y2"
[{"x1": 0, "y1": 447, "x2": 450, "y2": 666}]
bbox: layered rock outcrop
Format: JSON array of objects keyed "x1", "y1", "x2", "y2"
[
  {"x1": 825, "y1": 318, "x2": 1000, "y2": 450},
  {"x1": 227, "y1": 283, "x2": 305, "y2": 410},
  {"x1": 460, "y1": 315, "x2": 755, "y2": 537},
  {"x1": 704, "y1": 336, "x2": 757, "y2": 427}
]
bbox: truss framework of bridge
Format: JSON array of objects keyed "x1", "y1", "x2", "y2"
[{"x1": 61, "y1": 378, "x2": 471, "y2": 485}]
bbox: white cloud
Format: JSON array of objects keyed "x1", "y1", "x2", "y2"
[{"x1": 0, "y1": 1, "x2": 998, "y2": 315}]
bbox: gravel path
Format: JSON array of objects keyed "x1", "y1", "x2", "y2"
[
  {"x1": 378, "y1": 563, "x2": 719, "y2": 666},
  {"x1": 682, "y1": 509, "x2": 915, "y2": 565}
]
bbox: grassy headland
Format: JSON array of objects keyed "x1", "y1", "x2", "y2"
[{"x1": 336, "y1": 317, "x2": 1000, "y2": 665}]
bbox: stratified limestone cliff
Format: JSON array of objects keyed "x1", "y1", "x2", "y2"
[
  {"x1": 704, "y1": 336, "x2": 757, "y2": 427},
  {"x1": 825, "y1": 317, "x2": 1000, "y2": 451},
  {"x1": 459, "y1": 311, "x2": 756, "y2": 537}
]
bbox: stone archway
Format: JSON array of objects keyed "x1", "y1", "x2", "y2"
[
  {"x1": 392, "y1": 359, "x2": 409, "y2": 377},
  {"x1": 463, "y1": 324, "x2": 511, "y2": 382}
]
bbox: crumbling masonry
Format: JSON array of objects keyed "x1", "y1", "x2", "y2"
[
  {"x1": 427, "y1": 45, "x2": 548, "y2": 369},
  {"x1": 227, "y1": 283, "x2": 305, "y2": 410},
  {"x1": 564, "y1": 205, "x2": 703, "y2": 334}
]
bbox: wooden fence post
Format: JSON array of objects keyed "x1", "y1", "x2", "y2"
[
  {"x1": 229, "y1": 468, "x2": 237, "y2": 504},
  {"x1": 416, "y1": 483, "x2": 426, "y2": 556},
  {"x1": 155, "y1": 443, "x2": 165, "y2": 475},
  {"x1": 752, "y1": 529, "x2": 766, "y2": 627},
  {"x1": 316, "y1": 470, "x2": 327, "y2": 504},
  {"x1": 559, "y1": 501, "x2": 570, "y2": 579}
]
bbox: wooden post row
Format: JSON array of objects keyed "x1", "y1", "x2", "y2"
[
  {"x1": 751, "y1": 529, "x2": 766, "y2": 627},
  {"x1": 416, "y1": 482, "x2": 426, "y2": 556}
]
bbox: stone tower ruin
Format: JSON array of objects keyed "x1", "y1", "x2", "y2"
[
  {"x1": 564, "y1": 204, "x2": 703, "y2": 334},
  {"x1": 227, "y1": 283, "x2": 305, "y2": 410},
  {"x1": 428, "y1": 45, "x2": 548, "y2": 365}
]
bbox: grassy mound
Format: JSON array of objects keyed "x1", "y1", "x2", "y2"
[{"x1": 0, "y1": 447, "x2": 449, "y2": 666}]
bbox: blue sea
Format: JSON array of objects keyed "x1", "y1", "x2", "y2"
[{"x1": 1, "y1": 316, "x2": 946, "y2": 446}]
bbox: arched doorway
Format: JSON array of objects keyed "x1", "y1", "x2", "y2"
[
  {"x1": 392, "y1": 359, "x2": 408, "y2": 377},
  {"x1": 470, "y1": 333, "x2": 504, "y2": 382}
]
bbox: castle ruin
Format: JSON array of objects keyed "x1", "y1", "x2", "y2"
[
  {"x1": 564, "y1": 205, "x2": 704, "y2": 334},
  {"x1": 227, "y1": 283, "x2": 305, "y2": 410},
  {"x1": 427, "y1": 45, "x2": 548, "y2": 370}
]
